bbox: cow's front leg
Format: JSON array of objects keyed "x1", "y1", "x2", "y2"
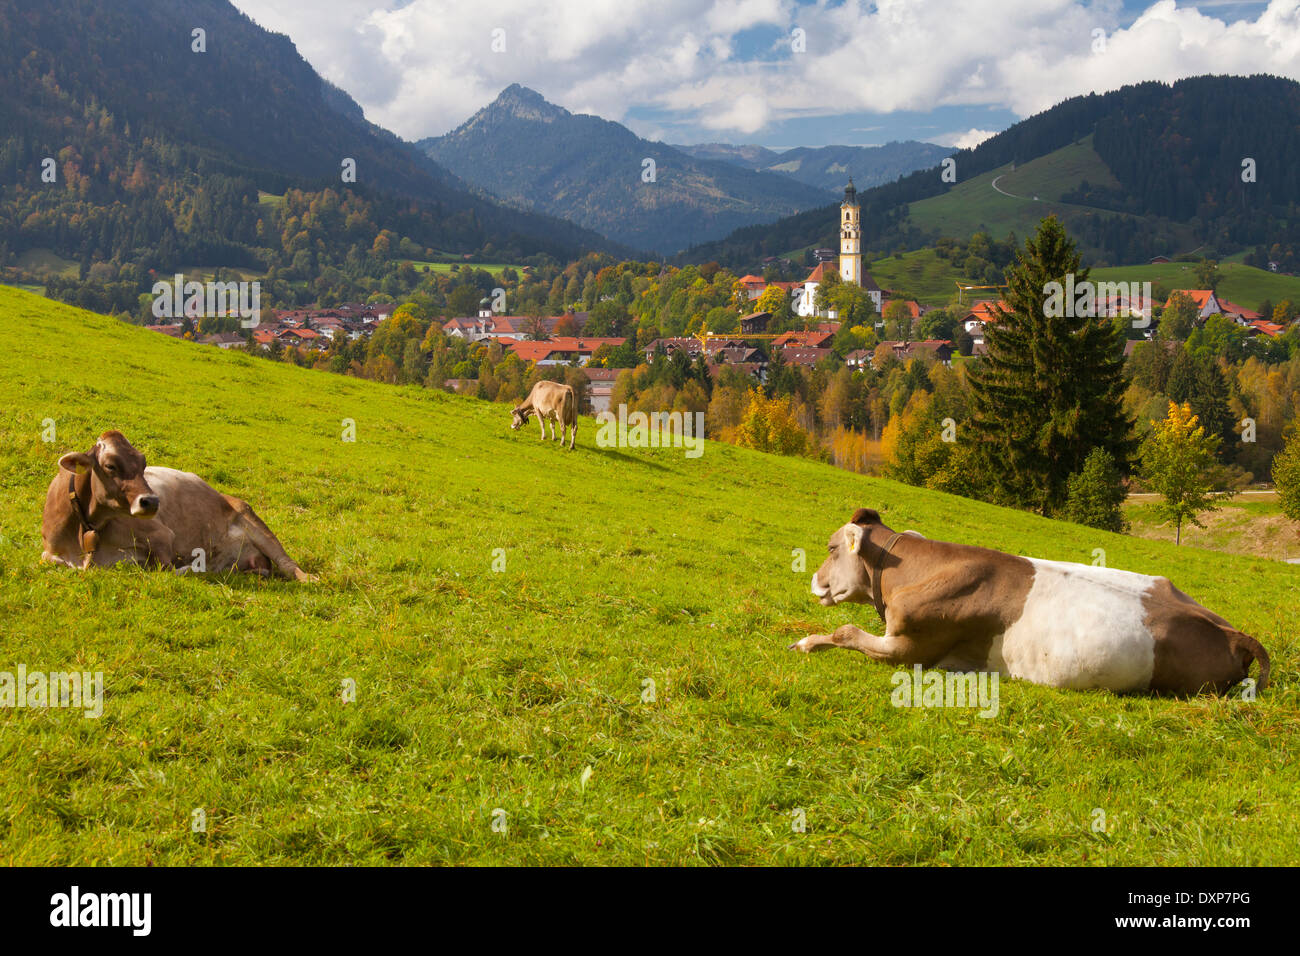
[
  {"x1": 536, "y1": 416, "x2": 546, "y2": 440},
  {"x1": 789, "y1": 624, "x2": 916, "y2": 663},
  {"x1": 138, "y1": 525, "x2": 177, "y2": 570},
  {"x1": 787, "y1": 633, "x2": 838, "y2": 653},
  {"x1": 549, "y1": 417, "x2": 558, "y2": 441}
]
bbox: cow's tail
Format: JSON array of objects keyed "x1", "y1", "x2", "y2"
[
  {"x1": 224, "y1": 495, "x2": 315, "y2": 582},
  {"x1": 1229, "y1": 629, "x2": 1270, "y2": 691},
  {"x1": 564, "y1": 385, "x2": 577, "y2": 449}
]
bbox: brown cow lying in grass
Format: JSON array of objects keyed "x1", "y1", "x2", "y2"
[
  {"x1": 511, "y1": 380, "x2": 577, "y2": 450},
  {"x1": 41, "y1": 430, "x2": 313, "y2": 581},
  {"x1": 791, "y1": 508, "x2": 1270, "y2": 696}
]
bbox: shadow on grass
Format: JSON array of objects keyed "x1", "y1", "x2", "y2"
[{"x1": 590, "y1": 447, "x2": 672, "y2": 472}]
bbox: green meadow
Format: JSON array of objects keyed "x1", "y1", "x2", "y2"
[
  {"x1": 867, "y1": 249, "x2": 970, "y2": 306},
  {"x1": 1088, "y1": 261, "x2": 1300, "y2": 312},
  {"x1": 401, "y1": 259, "x2": 519, "y2": 277},
  {"x1": 0, "y1": 284, "x2": 1296, "y2": 865}
]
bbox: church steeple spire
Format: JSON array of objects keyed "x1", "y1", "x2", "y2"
[{"x1": 839, "y1": 178, "x2": 861, "y2": 286}]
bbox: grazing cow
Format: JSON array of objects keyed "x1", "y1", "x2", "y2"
[
  {"x1": 511, "y1": 380, "x2": 577, "y2": 450},
  {"x1": 40, "y1": 430, "x2": 313, "y2": 582},
  {"x1": 791, "y1": 508, "x2": 1270, "y2": 696}
]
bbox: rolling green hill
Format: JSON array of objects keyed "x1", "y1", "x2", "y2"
[
  {"x1": 1088, "y1": 261, "x2": 1300, "y2": 312},
  {"x1": 905, "y1": 138, "x2": 1195, "y2": 258},
  {"x1": 1, "y1": 284, "x2": 1296, "y2": 865},
  {"x1": 864, "y1": 249, "x2": 971, "y2": 305}
]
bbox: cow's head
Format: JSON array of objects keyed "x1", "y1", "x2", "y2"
[
  {"x1": 510, "y1": 406, "x2": 531, "y2": 430},
  {"x1": 58, "y1": 431, "x2": 160, "y2": 519},
  {"x1": 811, "y1": 508, "x2": 882, "y2": 606}
]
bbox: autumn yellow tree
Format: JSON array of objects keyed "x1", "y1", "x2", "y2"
[
  {"x1": 1140, "y1": 401, "x2": 1223, "y2": 544},
  {"x1": 735, "y1": 389, "x2": 815, "y2": 457},
  {"x1": 755, "y1": 285, "x2": 786, "y2": 316}
]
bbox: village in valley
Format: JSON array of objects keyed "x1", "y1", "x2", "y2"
[{"x1": 142, "y1": 180, "x2": 1295, "y2": 420}]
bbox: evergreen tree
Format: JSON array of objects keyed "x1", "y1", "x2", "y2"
[
  {"x1": 1165, "y1": 349, "x2": 1197, "y2": 402},
  {"x1": 968, "y1": 216, "x2": 1135, "y2": 514},
  {"x1": 1167, "y1": 350, "x2": 1234, "y2": 457},
  {"x1": 1062, "y1": 448, "x2": 1129, "y2": 533}
]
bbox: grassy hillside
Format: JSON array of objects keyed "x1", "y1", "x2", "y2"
[
  {"x1": 1089, "y1": 261, "x2": 1300, "y2": 311},
  {"x1": 905, "y1": 139, "x2": 1196, "y2": 256},
  {"x1": 14, "y1": 248, "x2": 78, "y2": 278},
  {"x1": 402, "y1": 260, "x2": 520, "y2": 277},
  {"x1": 0, "y1": 284, "x2": 1296, "y2": 865},
  {"x1": 995, "y1": 137, "x2": 1121, "y2": 203},
  {"x1": 908, "y1": 170, "x2": 1099, "y2": 246},
  {"x1": 867, "y1": 249, "x2": 969, "y2": 305},
  {"x1": 868, "y1": 250, "x2": 1300, "y2": 311}
]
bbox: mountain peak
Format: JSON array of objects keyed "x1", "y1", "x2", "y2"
[{"x1": 490, "y1": 84, "x2": 568, "y2": 122}]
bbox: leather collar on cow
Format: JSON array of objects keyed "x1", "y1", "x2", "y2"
[
  {"x1": 67, "y1": 471, "x2": 101, "y2": 556},
  {"x1": 869, "y1": 530, "x2": 905, "y2": 617}
]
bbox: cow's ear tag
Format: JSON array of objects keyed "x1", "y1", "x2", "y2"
[{"x1": 76, "y1": 463, "x2": 88, "y2": 476}]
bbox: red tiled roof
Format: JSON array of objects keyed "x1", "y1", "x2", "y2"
[
  {"x1": 779, "y1": 346, "x2": 834, "y2": 366},
  {"x1": 772, "y1": 330, "x2": 834, "y2": 348},
  {"x1": 1165, "y1": 290, "x2": 1216, "y2": 310},
  {"x1": 582, "y1": 367, "x2": 627, "y2": 381},
  {"x1": 804, "y1": 262, "x2": 835, "y2": 283},
  {"x1": 1218, "y1": 299, "x2": 1261, "y2": 321},
  {"x1": 884, "y1": 339, "x2": 953, "y2": 353},
  {"x1": 1249, "y1": 319, "x2": 1284, "y2": 337},
  {"x1": 881, "y1": 299, "x2": 921, "y2": 319},
  {"x1": 506, "y1": 337, "x2": 627, "y2": 363},
  {"x1": 966, "y1": 300, "x2": 1009, "y2": 323}
]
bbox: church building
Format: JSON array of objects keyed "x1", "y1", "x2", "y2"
[{"x1": 794, "y1": 179, "x2": 880, "y2": 317}]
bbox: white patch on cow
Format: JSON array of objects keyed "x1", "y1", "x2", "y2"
[
  {"x1": 988, "y1": 558, "x2": 1157, "y2": 691},
  {"x1": 143, "y1": 466, "x2": 198, "y2": 495}
]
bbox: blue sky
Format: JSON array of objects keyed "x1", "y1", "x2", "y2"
[{"x1": 231, "y1": 1, "x2": 1298, "y2": 150}]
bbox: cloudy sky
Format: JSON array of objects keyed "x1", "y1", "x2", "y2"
[{"x1": 229, "y1": 0, "x2": 1298, "y2": 149}]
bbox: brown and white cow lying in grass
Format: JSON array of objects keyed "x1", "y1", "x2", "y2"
[
  {"x1": 41, "y1": 430, "x2": 313, "y2": 581},
  {"x1": 791, "y1": 508, "x2": 1270, "y2": 696},
  {"x1": 511, "y1": 380, "x2": 577, "y2": 450}
]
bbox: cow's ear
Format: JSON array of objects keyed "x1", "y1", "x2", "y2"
[
  {"x1": 58, "y1": 452, "x2": 96, "y2": 475},
  {"x1": 850, "y1": 508, "x2": 881, "y2": 526},
  {"x1": 843, "y1": 522, "x2": 864, "y2": 554}
]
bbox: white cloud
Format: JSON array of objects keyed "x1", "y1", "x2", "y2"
[
  {"x1": 229, "y1": 0, "x2": 1300, "y2": 141},
  {"x1": 936, "y1": 128, "x2": 999, "y2": 149}
]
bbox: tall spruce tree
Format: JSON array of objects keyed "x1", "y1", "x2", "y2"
[{"x1": 968, "y1": 217, "x2": 1136, "y2": 514}]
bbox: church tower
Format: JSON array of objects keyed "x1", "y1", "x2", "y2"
[{"x1": 839, "y1": 178, "x2": 861, "y2": 286}]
